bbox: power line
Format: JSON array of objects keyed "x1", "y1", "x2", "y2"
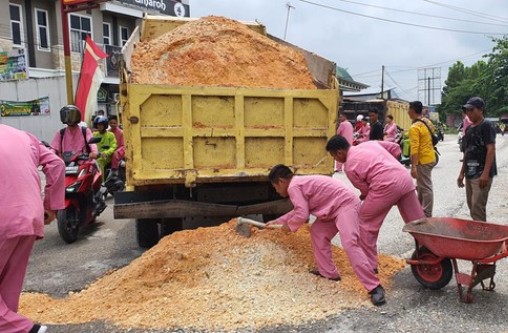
[
  {"x1": 298, "y1": 0, "x2": 506, "y2": 35},
  {"x1": 330, "y1": 0, "x2": 508, "y2": 27},
  {"x1": 422, "y1": 0, "x2": 508, "y2": 24},
  {"x1": 351, "y1": 48, "x2": 492, "y2": 78}
]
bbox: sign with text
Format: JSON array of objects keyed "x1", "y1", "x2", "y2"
[
  {"x1": 118, "y1": 0, "x2": 190, "y2": 17},
  {"x1": 0, "y1": 49, "x2": 28, "y2": 81},
  {"x1": 0, "y1": 97, "x2": 50, "y2": 117}
]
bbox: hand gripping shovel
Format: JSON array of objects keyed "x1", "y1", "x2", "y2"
[{"x1": 236, "y1": 217, "x2": 283, "y2": 238}]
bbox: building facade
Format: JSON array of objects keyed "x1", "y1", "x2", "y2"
[{"x1": 0, "y1": 0, "x2": 189, "y2": 139}]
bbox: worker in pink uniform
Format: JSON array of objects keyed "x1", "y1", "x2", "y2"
[
  {"x1": 50, "y1": 105, "x2": 98, "y2": 159},
  {"x1": 266, "y1": 164, "x2": 386, "y2": 306},
  {"x1": 383, "y1": 114, "x2": 398, "y2": 142},
  {"x1": 335, "y1": 113, "x2": 354, "y2": 172},
  {"x1": 108, "y1": 115, "x2": 125, "y2": 176},
  {"x1": 0, "y1": 124, "x2": 65, "y2": 333},
  {"x1": 326, "y1": 135, "x2": 425, "y2": 274}
]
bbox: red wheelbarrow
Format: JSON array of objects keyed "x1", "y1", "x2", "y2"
[{"x1": 403, "y1": 217, "x2": 508, "y2": 303}]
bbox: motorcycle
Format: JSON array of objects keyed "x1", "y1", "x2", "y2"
[
  {"x1": 103, "y1": 159, "x2": 126, "y2": 198},
  {"x1": 58, "y1": 151, "x2": 107, "y2": 243},
  {"x1": 397, "y1": 130, "x2": 440, "y2": 167}
]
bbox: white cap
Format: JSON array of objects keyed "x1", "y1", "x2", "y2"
[{"x1": 356, "y1": 114, "x2": 364, "y2": 122}]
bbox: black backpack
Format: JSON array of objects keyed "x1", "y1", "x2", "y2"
[
  {"x1": 59, "y1": 126, "x2": 91, "y2": 154},
  {"x1": 415, "y1": 119, "x2": 439, "y2": 146}
]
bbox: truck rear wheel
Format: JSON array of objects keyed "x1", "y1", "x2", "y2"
[
  {"x1": 136, "y1": 219, "x2": 160, "y2": 248},
  {"x1": 160, "y1": 218, "x2": 183, "y2": 238}
]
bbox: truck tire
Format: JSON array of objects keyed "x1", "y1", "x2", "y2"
[
  {"x1": 160, "y1": 218, "x2": 183, "y2": 238},
  {"x1": 136, "y1": 219, "x2": 160, "y2": 248},
  {"x1": 263, "y1": 214, "x2": 280, "y2": 222}
]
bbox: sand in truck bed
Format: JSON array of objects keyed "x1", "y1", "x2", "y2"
[
  {"x1": 130, "y1": 16, "x2": 317, "y2": 89},
  {"x1": 20, "y1": 220, "x2": 405, "y2": 331}
]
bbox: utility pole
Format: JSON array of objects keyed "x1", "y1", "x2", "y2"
[
  {"x1": 427, "y1": 76, "x2": 431, "y2": 105},
  {"x1": 381, "y1": 65, "x2": 385, "y2": 100},
  {"x1": 284, "y1": 2, "x2": 295, "y2": 40}
]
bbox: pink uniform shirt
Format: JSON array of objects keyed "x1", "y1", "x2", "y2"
[
  {"x1": 0, "y1": 125, "x2": 65, "y2": 240},
  {"x1": 337, "y1": 120, "x2": 354, "y2": 144},
  {"x1": 384, "y1": 122, "x2": 398, "y2": 142},
  {"x1": 344, "y1": 141, "x2": 413, "y2": 197},
  {"x1": 274, "y1": 175, "x2": 359, "y2": 232},
  {"x1": 109, "y1": 127, "x2": 125, "y2": 149},
  {"x1": 50, "y1": 126, "x2": 98, "y2": 155}
]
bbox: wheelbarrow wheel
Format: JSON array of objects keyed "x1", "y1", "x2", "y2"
[{"x1": 410, "y1": 247, "x2": 453, "y2": 290}]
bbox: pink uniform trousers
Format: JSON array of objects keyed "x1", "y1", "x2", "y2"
[
  {"x1": 0, "y1": 236, "x2": 36, "y2": 333},
  {"x1": 111, "y1": 146, "x2": 125, "y2": 169},
  {"x1": 310, "y1": 203, "x2": 380, "y2": 292},
  {"x1": 359, "y1": 189, "x2": 425, "y2": 271}
]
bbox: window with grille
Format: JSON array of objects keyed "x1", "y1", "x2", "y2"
[
  {"x1": 70, "y1": 14, "x2": 91, "y2": 52},
  {"x1": 35, "y1": 9, "x2": 50, "y2": 51},
  {"x1": 103, "y1": 22, "x2": 111, "y2": 46},
  {"x1": 119, "y1": 26, "x2": 129, "y2": 46},
  {"x1": 9, "y1": 4, "x2": 23, "y2": 47}
]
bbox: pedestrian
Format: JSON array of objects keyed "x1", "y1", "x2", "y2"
[
  {"x1": 408, "y1": 101, "x2": 436, "y2": 217},
  {"x1": 383, "y1": 114, "x2": 398, "y2": 142},
  {"x1": 266, "y1": 165, "x2": 386, "y2": 306},
  {"x1": 457, "y1": 97, "x2": 497, "y2": 221},
  {"x1": 0, "y1": 124, "x2": 65, "y2": 333},
  {"x1": 335, "y1": 113, "x2": 353, "y2": 172},
  {"x1": 368, "y1": 109, "x2": 383, "y2": 141},
  {"x1": 326, "y1": 135, "x2": 425, "y2": 275}
]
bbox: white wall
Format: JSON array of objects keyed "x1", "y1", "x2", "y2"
[{"x1": 0, "y1": 74, "x2": 79, "y2": 142}]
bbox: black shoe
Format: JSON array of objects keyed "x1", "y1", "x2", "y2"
[
  {"x1": 309, "y1": 269, "x2": 341, "y2": 281},
  {"x1": 29, "y1": 324, "x2": 48, "y2": 333},
  {"x1": 369, "y1": 285, "x2": 386, "y2": 306}
]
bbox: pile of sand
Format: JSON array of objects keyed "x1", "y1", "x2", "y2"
[
  {"x1": 130, "y1": 16, "x2": 317, "y2": 89},
  {"x1": 20, "y1": 220, "x2": 405, "y2": 331}
]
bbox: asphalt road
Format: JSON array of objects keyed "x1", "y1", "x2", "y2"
[{"x1": 25, "y1": 133, "x2": 508, "y2": 333}]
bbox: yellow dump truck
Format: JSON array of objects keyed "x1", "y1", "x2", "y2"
[{"x1": 114, "y1": 16, "x2": 339, "y2": 248}]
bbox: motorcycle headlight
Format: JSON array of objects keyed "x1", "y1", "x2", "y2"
[{"x1": 66, "y1": 181, "x2": 82, "y2": 193}]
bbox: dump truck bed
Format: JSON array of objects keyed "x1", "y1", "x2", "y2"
[{"x1": 120, "y1": 16, "x2": 338, "y2": 188}]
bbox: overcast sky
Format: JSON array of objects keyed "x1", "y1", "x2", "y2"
[{"x1": 191, "y1": 0, "x2": 508, "y2": 102}]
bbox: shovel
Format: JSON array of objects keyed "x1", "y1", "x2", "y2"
[{"x1": 235, "y1": 217, "x2": 283, "y2": 238}]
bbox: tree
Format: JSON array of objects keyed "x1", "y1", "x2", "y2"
[{"x1": 439, "y1": 36, "x2": 508, "y2": 118}]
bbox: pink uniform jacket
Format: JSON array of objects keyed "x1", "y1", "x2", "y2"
[
  {"x1": 110, "y1": 127, "x2": 125, "y2": 149},
  {"x1": 384, "y1": 122, "x2": 398, "y2": 142},
  {"x1": 0, "y1": 125, "x2": 65, "y2": 240},
  {"x1": 337, "y1": 120, "x2": 354, "y2": 144},
  {"x1": 344, "y1": 141, "x2": 412, "y2": 197},
  {"x1": 274, "y1": 175, "x2": 359, "y2": 231},
  {"x1": 50, "y1": 126, "x2": 98, "y2": 155}
]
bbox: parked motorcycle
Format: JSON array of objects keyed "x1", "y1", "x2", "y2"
[{"x1": 58, "y1": 151, "x2": 107, "y2": 243}]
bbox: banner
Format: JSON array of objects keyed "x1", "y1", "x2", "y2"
[
  {"x1": 118, "y1": 0, "x2": 190, "y2": 17},
  {"x1": 0, "y1": 49, "x2": 29, "y2": 81},
  {"x1": 0, "y1": 97, "x2": 50, "y2": 117},
  {"x1": 74, "y1": 35, "x2": 108, "y2": 124}
]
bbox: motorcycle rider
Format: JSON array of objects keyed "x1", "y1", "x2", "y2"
[
  {"x1": 50, "y1": 105, "x2": 98, "y2": 159},
  {"x1": 93, "y1": 116, "x2": 117, "y2": 181},
  {"x1": 108, "y1": 115, "x2": 124, "y2": 178}
]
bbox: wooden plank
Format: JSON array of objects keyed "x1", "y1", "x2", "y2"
[{"x1": 114, "y1": 199, "x2": 292, "y2": 219}]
